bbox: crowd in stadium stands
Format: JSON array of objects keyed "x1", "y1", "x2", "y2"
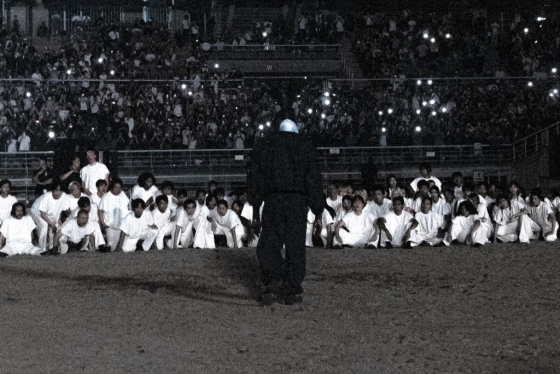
[
  {"x1": 1, "y1": 158, "x2": 558, "y2": 257},
  {"x1": 0, "y1": 8, "x2": 559, "y2": 151}
]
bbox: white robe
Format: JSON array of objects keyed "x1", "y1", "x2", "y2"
[
  {"x1": 380, "y1": 210, "x2": 414, "y2": 247},
  {"x1": 0, "y1": 216, "x2": 43, "y2": 256},
  {"x1": 335, "y1": 211, "x2": 377, "y2": 247},
  {"x1": 119, "y1": 211, "x2": 157, "y2": 252},
  {"x1": 408, "y1": 211, "x2": 443, "y2": 247},
  {"x1": 306, "y1": 209, "x2": 335, "y2": 247}
]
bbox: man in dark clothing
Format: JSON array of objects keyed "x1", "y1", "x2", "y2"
[{"x1": 247, "y1": 119, "x2": 324, "y2": 305}]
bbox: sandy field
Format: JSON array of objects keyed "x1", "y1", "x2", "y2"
[{"x1": 1, "y1": 242, "x2": 559, "y2": 373}]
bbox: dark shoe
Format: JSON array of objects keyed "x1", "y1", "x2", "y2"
[
  {"x1": 332, "y1": 244, "x2": 342, "y2": 249},
  {"x1": 366, "y1": 244, "x2": 376, "y2": 249},
  {"x1": 473, "y1": 243, "x2": 483, "y2": 248},
  {"x1": 285, "y1": 293, "x2": 303, "y2": 305},
  {"x1": 419, "y1": 241, "x2": 429, "y2": 247},
  {"x1": 260, "y1": 292, "x2": 278, "y2": 306},
  {"x1": 403, "y1": 241, "x2": 412, "y2": 249},
  {"x1": 384, "y1": 242, "x2": 393, "y2": 249},
  {"x1": 0, "y1": 252, "x2": 7, "y2": 258}
]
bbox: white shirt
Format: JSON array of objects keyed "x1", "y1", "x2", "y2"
[
  {"x1": 528, "y1": 201, "x2": 554, "y2": 229},
  {"x1": 326, "y1": 195, "x2": 342, "y2": 213},
  {"x1": 60, "y1": 218, "x2": 98, "y2": 243},
  {"x1": 341, "y1": 211, "x2": 376, "y2": 235},
  {"x1": 99, "y1": 191, "x2": 130, "y2": 229},
  {"x1": 367, "y1": 199, "x2": 392, "y2": 218},
  {"x1": 1, "y1": 215, "x2": 35, "y2": 244},
  {"x1": 215, "y1": 209, "x2": 242, "y2": 230},
  {"x1": 131, "y1": 185, "x2": 160, "y2": 205},
  {"x1": 307, "y1": 208, "x2": 335, "y2": 228},
  {"x1": 80, "y1": 162, "x2": 110, "y2": 195},
  {"x1": 414, "y1": 211, "x2": 444, "y2": 233},
  {"x1": 152, "y1": 206, "x2": 172, "y2": 229},
  {"x1": 0, "y1": 194, "x2": 18, "y2": 223},
  {"x1": 410, "y1": 176, "x2": 442, "y2": 192},
  {"x1": 431, "y1": 198, "x2": 451, "y2": 217},
  {"x1": 71, "y1": 204, "x2": 99, "y2": 222},
  {"x1": 120, "y1": 210, "x2": 154, "y2": 239},
  {"x1": 39, "y1": 192, "x2": 71, "y2": 223}
]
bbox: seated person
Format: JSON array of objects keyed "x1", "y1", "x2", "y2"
[
  {"x1": 403, "y1": 197, "x2": 444, "y2": 248},
  {"x1": 410, "y1": 163, "x2": 442, "y2": 193},
  {"x1": 334, "y1": 195, "x2": 377, "y2": 249},
  {"x1": 231, "y1": 200, "x2": 259, "y2": 247},
  {"x1": 325, "y1": 183, "x2": 342, "y2": 214},
  {"x1": 207, "y1": 199, "x2": 244, "y2": 248},
  {"x1": 53, "y1": 209, "x2": 106, "y2": 254},
  {"x1": 152, "y1": 195, "x2": 176, "y2": 250},
  {"x1": 0, "y1": 179, "x2": 18, "y2": 224},
  {"x1": 466, "y1": 193, "x2": 493, "y2": 242},
  {"x1": 334, "y1": 194, "x2": 353, "y2": 224},
  {"x1": 160, "y1": 180, "x2": 179, "y2": 219},
  {"x1": 98, "y1": 178, "x2": 130, "y2": 251},
  {"x1": 173, "y1": 199, "x2": 201, "y2": 249},
  {"x1": 492, "y1": 194, "x2": 533, "y2": 243},
  {"x1": 0, "y1": 202, "x2": 43, "y2": 256},
  {"x1": 411, "y1": 180, "x2": 430, "y2": 213},
  {"x1": 367, "y1": 185, "x2": 392, "y2": 218},
  {"x1": 131, "y1": 172, "x2": 160, "y2": 207},
  {"x1": 527, "y1": 188, "x2": 557, "y2": 242},
  {"x1": 377, "y1": 196, "x2": 414, "y2": 248},
  {"x1": 116, "y1": 198, "x2": 158, "y2": 252},
  {"x1": 306, "y1": 206, "x2": 335, "y2": 248},
  {"x1": 443, "y1": 200, "x2": 487, "y2": 247},
  {"x1": 193, "y1": 194, "x2": 218, "y2": 249},
  {"x1": 68, "y1": 181, "x2": 88, "y2": 210},
  {"x1": 90, "y1": 179, "x2": 108, "y2": 207}
]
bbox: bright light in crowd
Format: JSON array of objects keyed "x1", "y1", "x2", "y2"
[
  {"x1": 554, "y1": 89, "x2": 558, "y2": 94},
  {"x1": 381, "y1": 127, "x2": 386, "y2": 133},
  {"x1": 416, "y1": 109, "x2": 421, "y2": 114},
  {"x1": 266, "y1": 122, "x2": 271, "y2": 127},
  {"x1": 66, "y1": 69, "x2": 71, "y2": 75},
  {"x1": 325, "y1": 99, "x2": 330, "y2": 105},
  {"x1": 98, "y1": 58, "x2": 103, "y2": 63},
  {"x1": 214, "y1": 64, "x2": 219, "y2": 69},
  {"x1": 321, "y1": 113, "x2": 326, "y2": 119},
  {"x1": 445, "y1": 33, "x2": 451, "y2": 39},
  {"x1": 430, "y1": 38, "x2": 435, "y2": 43},
  {"x1": 422, "y1": 101, "x2": 427, "y2": 106},
  {"x1": 423, "y1": 33, "x2": 429, "y2": 39},
  {"x1": 417, "y1": 80, "x2": 422, "y2": 85},
  {"x1": 188, "y1": 91, "x2": 193, "y2": 96},
  {"x1": 324, "y1": 92, "x2": 330, "y2": 97},
  {"x1": 524, "y1": 28, "x2": 529, "y2": 33},
  {"x1": 429, "y1": 99, "x2": 435, "y2": 105},
  {"x1": 110, "y1": 70, "x2": 115, "y2": 75},
  {"x1": 26, "y1": 92, "x2": 31, "y2": 97},
  {"x1": 48, "y1": 131, "x2": 55, "y2": 138},
  {"x1": 387, "y1": 108, "x2": 393, "y2": 114},
  {"x1": 552, "y1": 68, "x2": 557, "y2": 74},
  {"x1": 378, "y1": 111, "x2": 383, "y2": 116},
  {"x1": 431, "y1": 111, "x2": 437, "y2": 116},
  {"x1": 550, "y1": 93, "x2": 555, "y2": 97},
  {"x1": 427, "y1": 80, "x2": 433, "y2": 85},
  {"x1": 181, "y1": 84, "x2": 187, "y2": 89},
  {"x1": 442, "y1": 107, "x2": 447, "y2": 113},
  {"x1": 528, "y1": 81, "x2": 533, "y2": 87},
  {"x1": 415, "y1": 126, "x2": 421, "y2": 132},
  {"x1": 307, "y1": 108, "x2": 313, "y2": 114},
  {"x1": 263, "y1": 32, "x2": 267, "y2": 37},
  {"x1": 258, "y1": 124, "x2": 264, "y2": 130}
]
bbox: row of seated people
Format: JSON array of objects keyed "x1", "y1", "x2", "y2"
[
  {"x1": 308, "y1": 164, "x2": 558, "y2": 249},
  {"x1": 0, "y1": 174, "x2": 260, "y2": 257}
]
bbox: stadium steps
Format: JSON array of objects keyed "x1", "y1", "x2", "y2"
[{"x1": 230, "y1": 7, "x2": 283, "y2": 36}]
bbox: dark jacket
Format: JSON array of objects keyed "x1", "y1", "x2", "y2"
[{"x1": 247, "y1": 131, "x2": 324, "y2": 217}]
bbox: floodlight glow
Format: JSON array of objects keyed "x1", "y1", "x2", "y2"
[
  {"x1": 266, "y1": 121, "x2": 271, "y2": 127},
  {"x1": 307, "y1": 108, "x2": 313, "y2": 114},
  {"x1": 263, "y1": 32, "x2": 267, "y2": 37},
  {"x1": 67, "y1": 69, "x2": 71, "y2": 75},
  {"x1": 428, "y1": 80, "x2": 433, "y2": 85},
  {"x1": 98, "y1": 58, "x2": 103, "y2": 63},
  {"x1": 415, "y1": 126, "x2": 421, "y2": 132},
  {"x1": 429, "y1": 99, "x2": 435, "y2": 105},
  {"x1": 554, "y1": 89, "x2": 558, "y2": 94},
  {"x1": 48, "y1": 131, "x2": 55, "y2": 138},
  {"x1": 431, "y1": 111, "x2": 437, "y2": 116},
  {"x1": 321, "y1": 113, "x2": 326, "y2": 119},
  {"x1": 325, "y1": 99, "x2": 330, "y2": 105},
  {"x1": 387, "y1": 108, "x2": 393, "y2": 114},
  {"x1": 26, "y1": 92, "x2": 31, "y2": 97},
  {"x1": 181, "y1": 84, "x2": 186, "y2": 89},
  {"x1": 258, "y1": 124, "x2": 264, "y2": 130},
  {"x1": 445, "y1": 33, "x2": 451, "y2": 39},
  {"x1": 422, "y1": 101, "x2": 427, "y2": 106},
  {"x1": 442, "y1": 107, "x2": 447, "y2": 113},
  {"x1": 524, "y1": 28, "x2": 529, "y2": 33},
  {"x1": 214, "y1": 64, "x2": 219, "y2": 68},
  {"x1": 552, "y1": 68, "x2": 557, "y2": 74},
  {"x1": 188, "y1": 91, "x2": 193, "y2": 96},
  {"x1": 430, "y1": 37, "x2": 435, "y2": 43},
  {"x1": 324, "y1": 92, "x2": 330, "y2": 97},
  {"x1": 417, "y1": 80, "x2": 422, "y2": 85},
  {"x1": 378, "y1": 111, "x2": 383, "y2": 116},
  {"x1": 110, "y1": 70, "x2": 115, "y2": 75},
  {"x1": 381, "y1": 127, "x2": 386, "y2": 133},
  {"x1": 528, "y1": 81, "x2": 533, "y2": 87},
  {"x1": 416, "y1": 109, "x2": 421, "y2": 114},
  {"x1": 423, "y1": 33, "x2": 428, "y2": 39}
]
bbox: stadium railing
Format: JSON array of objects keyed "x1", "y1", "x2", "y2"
[
  {"x1": 202, "y1": 44, "x2": 342, "y2": 60},
  {"x1": 512, "y1": 121, "x2": 560, "y2": 161}
]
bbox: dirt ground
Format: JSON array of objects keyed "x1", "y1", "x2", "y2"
[{"x1": 1, "y1": 242, "x2": 559, "y2": 373}]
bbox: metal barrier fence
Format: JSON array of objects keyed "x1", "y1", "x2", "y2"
[
  {"x1": 512, "y1": 121, "x2": 560, "y2": 161},
  {"x1": 1, "y1": 144, "x2": 512, "y2": 183}
]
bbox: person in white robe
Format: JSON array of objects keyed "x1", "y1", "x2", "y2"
[
  {"x1": 152, "y1": 195, "x2": 176, "y2": 250},
  {"x1": 0, "y1": 179, "x2": 18, "y2": 224},
  {"x1": 0, "y1": 202, "x2": 43, "y2": 256},
  {"x1": 37, "y1": 182, "x2": 71, "y2": 251},
  {"x1": 378, "y1": 196, "x2": 414, "y2": 248},
  {"x1": 409, "y1": 163, "x2": 442, "y2": 192},
  {"x1": 527, "y1": 189, "x2": 557, "y2": 242},
  {"x1": 493, "y1": 195, "x2": 534, "y2": 243},
  {"x1": 98, "y1": 178, "x2": 130, "y2": 251},
  {"x1": 466, "y1": 194, "x2": 493, "y2": 242},
  {"x1": 193, "y1": 195, "x2": 218, "y2": 249},
  {"x1": 334, "y1": 195, "x2": 353, "y2": 225},
  {"x1": 54, "y1": 209, "x2": 106, "y2": 254},
  {"x1": 404, "y1": 197, "x2": 444, "y2": 248},
  {"x1": 116, "y1": 199, "x2": 157, "y2": 252},
  {"x1": 443, "y1": 200, "x2": 487, "y2": 247},
  {"x1": 367, "y1": 186, "x2": 392, "y2": 218},
  {"x1": 325, "y1": 184, "x2": 342, "y2": 214},
  {"x1": 334, "y1": 195, "x2": 377, "y2": 248},
  {"x1": 173, "y1": 199, "x2": 200, "y2": 249},
  {"x1": 306, "y1": 207, "x2": 335, "y2": 248},
  {"x1": 130, "y1": 172, "x2": 160, "y2": 207},
  {"x1": 208, "y1": 200, "x2": 244, "y2": 248},
  {"x1": 67, "y1": 181, "x2": 89, "y2": 210}
]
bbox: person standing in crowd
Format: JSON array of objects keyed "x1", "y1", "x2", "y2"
[
  {"x1": 32, "y1": 156, "x2": 54, "y2": 198},
  {"x1": 80, "y1": 149, "x2": 110, "y2": 197},
  {"x1": 59, "y1": 155, "x2": 82, "y2": 192},
  {"x1": 247, "y1": 118, "x2": 324, "y2": 306},
  {"x1": 410, "y1": 163, "x2": 442, "y2": 193},
  {"x1": 0, "y1": 179, "x2": 18, "y2": 224}
]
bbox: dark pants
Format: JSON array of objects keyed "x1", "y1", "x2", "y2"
[{"x1": 256, "y1": 193, "x2": 307, "y2": 295}]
